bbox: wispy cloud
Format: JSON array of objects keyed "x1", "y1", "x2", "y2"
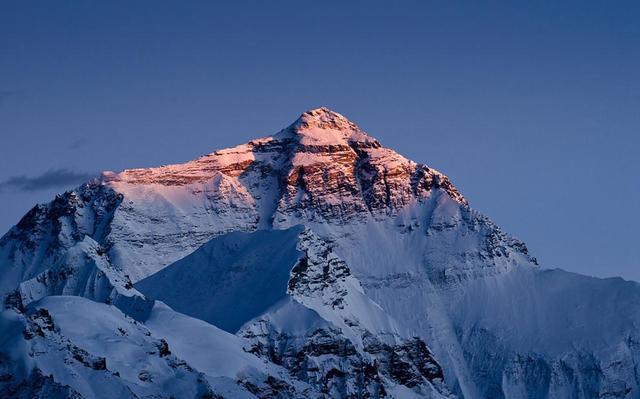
[
  {"x1": 0, "y1": 169, "x2": 95, "y2": 192},
  {"x1": 68, "y1": 137, "x2": 89, "y2": 150}
]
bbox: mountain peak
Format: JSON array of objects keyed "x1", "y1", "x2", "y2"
[
  {"x1": 278, "y1": 107, "x2": 376, "y2": 146},
  {"x1": 101, "y1": 107, "x2": 466, "y2": 210},
  {"x1": 297, "y1": 107, "x2": 353, "y2": 128}
]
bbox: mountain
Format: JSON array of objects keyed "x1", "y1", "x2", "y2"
[{"x1": 1, "y1": 107, "x2": 638, "y2": 399}]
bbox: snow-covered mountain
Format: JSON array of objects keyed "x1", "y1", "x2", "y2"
[{"x1": 1, "y1": 107, "x2": 638, "y2": 398}]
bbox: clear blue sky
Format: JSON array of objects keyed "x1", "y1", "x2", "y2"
[{"x1": 1, "y1": 1, "x2": 638, "y2": 280}]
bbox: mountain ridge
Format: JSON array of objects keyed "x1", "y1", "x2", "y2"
[{"x1": 101, "y1": 107, "x2": 466, "y2": 207}]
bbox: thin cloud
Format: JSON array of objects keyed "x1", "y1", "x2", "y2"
[
  {"x1": 69, "y1": 137, "x2": 89, "y2": 150},
  {"x1": 0, "y1": 169, "x2": 95, "y2": 192}
]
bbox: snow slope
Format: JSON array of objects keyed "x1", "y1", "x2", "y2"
[
  {"x1": 0, "y1": 295, "x2": 321, "y2": 398},
  {"x1": 136, "y1": 227, "x2": 304, "y2": 333}
]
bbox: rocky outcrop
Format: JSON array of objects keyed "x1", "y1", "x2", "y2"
[
  {"x1": 0, "y1": 182, "x2": 122, "y2": 294},
  {"x1": 242, "y1": 317, "x2": 451, "y2": 399},
  {"x1": 0, "y1": 368, "x2": 83, "y2": 399}
]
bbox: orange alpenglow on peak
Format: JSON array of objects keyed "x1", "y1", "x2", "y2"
[{"x1": 278, "y1": 107, "x2": 377, "y2": 146}]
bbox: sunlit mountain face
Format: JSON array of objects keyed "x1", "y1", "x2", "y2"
[{"x1": 1, "y1": 108, "x2": 638, "y2": 399}]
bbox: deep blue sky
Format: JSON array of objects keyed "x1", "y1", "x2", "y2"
[{"x1": 1, "y1": 1, "x2": 638, "y2": 280}]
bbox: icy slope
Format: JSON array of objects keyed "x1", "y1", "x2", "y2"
[
  {"x1": 136, "y1": 227, "x2": 304, "y2": 332},
  {"x1": 0, "y1": 296, "x2": 322, "y2": 398},
  {"x1": 448, "y1": 268, "x2": 640, "y2": 398}
]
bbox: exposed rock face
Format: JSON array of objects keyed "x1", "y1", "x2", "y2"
[
  {"x1": 0, "y1": 183, "x2": 122, "y2": 294},
  {"x1": 272, "y1": 108, "x2": 466, "y2": 224},
  {"x1": 1, "y1": 107, "x2": 639, "y2": 398},
  {"x1": 287, "y1": 229, "x2": 353, "y2": 310},
  {"x1": 0, "y1": 368, "x2": 83, "y2": 399},
  {"x1": 242, "y1": 323, "x2": 450, "y2": 399}
]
